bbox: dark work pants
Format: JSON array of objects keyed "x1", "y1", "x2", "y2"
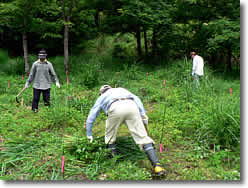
[{"x1": 32, "y1": 88, "x2": 50, "y2": 111}]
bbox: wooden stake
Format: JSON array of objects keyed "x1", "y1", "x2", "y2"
[{"x1": 67, "y1": 77, "x2": 69, "y2": 85}]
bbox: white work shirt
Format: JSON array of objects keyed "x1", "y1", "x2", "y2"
[{"x1": 192, "y1": 55, "x2": 204, "y2": 76}]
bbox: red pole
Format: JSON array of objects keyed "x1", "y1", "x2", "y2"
[
  {"x1": 61, "y1": 156, "x2": 65, "y2": 173},
  {"x1": 230, "y1": 88, "x2": 232, "y2": 95},
  {"x1": 160, "y1": 144, "x2": 163, "y2": 153},
  {"x1": 8, "y1": 80, "x2": 9, "y2": 88}
]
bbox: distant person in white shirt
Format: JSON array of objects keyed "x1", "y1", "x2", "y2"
[{"x1": 190, "y1": 51, "x2": 204, "y2": 88}]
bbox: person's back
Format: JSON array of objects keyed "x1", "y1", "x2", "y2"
[{"x1": 193, "y1": 55, "x2": 204, "y2": 76}]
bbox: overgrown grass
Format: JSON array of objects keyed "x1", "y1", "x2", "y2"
[{"x1": 0, "y1": 49, "x2": 240, "y2": 181}]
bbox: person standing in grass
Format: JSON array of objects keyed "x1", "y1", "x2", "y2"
[
  {"x1": 85, "y1": 85, "x2": 166, "y2": 176},
  {"x1": 25, "y1": 49, "x2": 60, "y2": 112},
  {"x1": 191, "y1": 51, "x2": 204, "y2": 88}
]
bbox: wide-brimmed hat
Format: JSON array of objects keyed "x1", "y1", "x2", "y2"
[
  {"x1": 38, "y1": 49, "x2": 47, "y2": 59},
  {"x1": 99, "y1": 85, "x2": 112, "y2": 95}
]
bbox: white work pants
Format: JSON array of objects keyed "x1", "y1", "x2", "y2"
[{"x1": 105, "y1": 99, "x2": 154, "y2": 148}]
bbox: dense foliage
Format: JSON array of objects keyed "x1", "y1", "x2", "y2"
[
  {"x1": 0, "y1": 0, "x2": 240, "y2": 72},
  {"x1": 0, "y1": 46, "x2": 240, "y2": 180}
]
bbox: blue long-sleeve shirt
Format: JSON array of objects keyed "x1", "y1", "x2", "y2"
[{"x1": 86, "y1": 87, "x2": 146, "y2": 136}]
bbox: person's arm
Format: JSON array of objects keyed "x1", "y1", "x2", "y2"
[
  {"x1": 48, "y1": 62, "x2": 59, "y2": 84},
  {"x1": 130, "y1": 94, "x2": 146, "y2": 116},
  {"x1": 25, "y1": 62, "x2": 37, "y2": 87},
  {"x1": 86, "y1": 97, "x2": 103, "y2": 137},
  {"x1": 128, "y1": 92, "x2": 149, "y2": 125}
]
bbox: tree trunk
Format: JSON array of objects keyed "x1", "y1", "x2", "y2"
[
  {"x1": 62, "y1": 0, "x2": 74, "y2": 72},
  {"x1": 208, "y1": 54, "x2": 216, "y2": 68},
  {"x1": 22, "y1": 31, "x2": 29, "y2": 75},
  {"x1": 64, "y1": 24, "x2": 69, "y2": 72},
  {"x1": 94, "y1": 9, "x2": 99, "y2": 28},
  {"x1": 227, "y1": 46, "x2": 232, "y2": 72},
  {"x1": 152, "y1": 28, "x2": 158, "y2": 56},
  {"x1": 136, "y1": 25, "x2": 142, "y2": 58},
  {"x1": 144, "y1": 30, "x2": 148, "y2": 56}
]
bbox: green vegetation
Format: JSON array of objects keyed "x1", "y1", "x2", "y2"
[
  {"x1": 0, "y1": 47, "x2": 240, "y2": 180},
  {"x1": 0, "y1": 0, "x2": 240, "y2": 181}
]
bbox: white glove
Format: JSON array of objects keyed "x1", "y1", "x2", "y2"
[
  {"x1": 56, "y1": 82, "x2": 60, "y2": 88},
  {"x1": 87, "y1": 136, "x2": 93, "y2": 143},
  {"x1": 142, "y1": 115, "x2": 148, "y2": 126},
  {"x1": 25, "y1": 82, "x2": 29, "y2": 88}
]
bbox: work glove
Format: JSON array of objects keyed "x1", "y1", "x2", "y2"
[
  {"x1": 25, "y1": 82, "x2": 29, "y2": 88},
  {"x1": 142, "y1": 115, "x2": 148, "y2": 126},
  {"x1": 87, "y1": 136, "x2": 93, "y2": 143},
  {"x1": 56, "y1": 82, "x2": 60, "y2": 88}
]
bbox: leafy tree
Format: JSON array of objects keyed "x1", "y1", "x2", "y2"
[
  {"x1": 99, "y1": 0, "x2": 173, "y2": 59},
  {"x1": 171, "y1": 0, "x2": 240, "y2": 70},
  {"x1": 206, "y1": 18, "x2": 240, "y2": 71},
  {"x1": 30, "y1": 0, "x2": 64, "y2": 55},
  {"x1": 145, "y1": 0, "x2": 174, "y2": 57},
  {"x1": 61, "y1": 0, "x2": 75, "y2": 72},
  {"x1": 0, "y1": 0, "x2": 240, "y2": 71},
  {"x1": 0, "y1": 0, "x2": 40, "y2": 74}
]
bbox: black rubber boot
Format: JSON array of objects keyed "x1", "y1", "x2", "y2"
[
  {"x1": 143, "y1": 143, "x2": 166, "y2": 176},
  {"x1": 143, "y1": 143, "x2": 159, "y2": 165},
  {"x1": 107, "y1": 143, "x2": 118, "y2": 157}
]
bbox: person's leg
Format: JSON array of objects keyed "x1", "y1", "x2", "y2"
[
  {"x1": 105, "y1": 102, "x2": 125, "y2": 156},
  {"x1": 123, "y1": 100, "x2": 154, "y2": 146},
  {"x1": 42, "y1": 88, "x2": 51, "y2": 106},
  {"x1": 143, "y1": 143, "x2": 159, "y2": 165},
  {"x1": 143, "y1": 143, "x2": 165, "y2": 175},
  {"x1": 123, "y1": 100, "x2": 165, "y2": 175},
  {"x1": 106, "y1": 143, "x2": 118, "y2": 156},
  {"x1": 105, "y1": 102, "x2": 125, "y2": 145},
  {"x1": 32, "y1": 88, "x2": 41, "y2": 112},
  {"x1": 193, "y1": 73, "x2": 200, "y2": 89}
]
